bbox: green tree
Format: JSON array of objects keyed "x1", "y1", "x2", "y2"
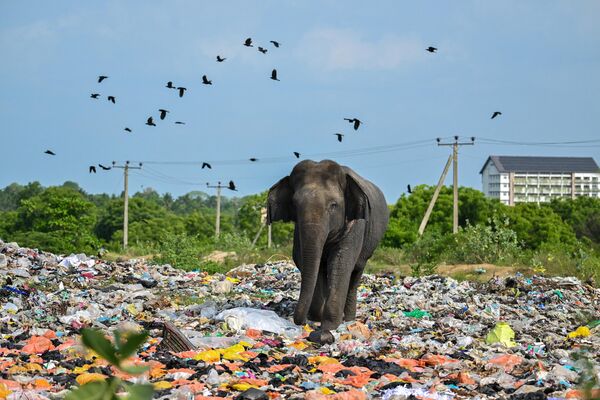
[
  {"x1": 550, "y1": 197, "x2": 600, "y2": 245},
  {"x1": 383, "y1": 185, "x2": 503, "y2": 247},
  {"x1": 12, "y1": 186, "x2": 99, "y2": 253},
  {"x1": 504, "y1": 203, "x2": 578, "y2": 250},
  {"x1": 236, "y1": 192, "x2": 293, "y2": 246}
]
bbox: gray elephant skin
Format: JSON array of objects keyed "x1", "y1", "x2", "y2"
[{"x1": 267, "y1": 160, "x2": 389, "y2": 343}]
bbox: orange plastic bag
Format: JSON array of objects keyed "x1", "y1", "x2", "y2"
[{"x1": 21, "y1": 336, "x2": 54, "y2": 354}]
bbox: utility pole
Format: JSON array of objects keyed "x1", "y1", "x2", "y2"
[
  {"x1": 418, "y1": 155, "x2": 453, "y2": 236},
  {"x1": 207, "y1": 182, "x2": 233, "y2": 238},
  {"x1": 112, "y1": 161, "x2": 142, "y2": 250},
  {"x1": 436, "y1": 136, "x2": 475, "y2": 234}
]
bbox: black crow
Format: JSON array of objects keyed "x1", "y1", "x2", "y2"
[
  {"x1": 202, "y1": 162, "x2": 212, "y2": 169},
  {"x1": 491, "y1": 111, "x2": 502, "y2": 119},
  {"x1": 216, "y1": 55, "x2": 226, "y2": 62},
  {"x1": 407, "y1": 184, "x2": 412, "y2": 194},
  {"x1": 89, "y1": 166, "x2": 97, "y2": 173},
  {"x1": 270, "y1": 40, "x2": 280, "y2": 48},
  {"x1": 174, "y1": 121, "x2": 186, "y2": 125},
  {"x1": 124, "y1": 127, "x2": 132, "y2": 132},
  {"x1": 270, "y1": 69, "x2": 280, "y2": 81},
  {"x1": 249, "y1": 158, "x2": 258, "y2": 162},
  {"x1": 166, "y1": 81, "x2": 175, "y2": 89},
  {"x1": 344, "y1": 118, "x2": 362, "y2": 130},
  {"x1": 107, "y1": 95, "x2": 116, "y2": 104},
  {"x1": 44, "y1": 150, "x2": 56, "y2": 155},
  {"x1": 98, "y1": 75, "x2": 108, "y2": 83},
  {"x1": 334, "y1": 133, "x2": 344, "y2": 142},
  {"x1": 146, "y1": 117, "x2": 156, "y2": 126},
  {"x1": 159, "y1": 109, "x2": 169, "y2": 120},
  {"x1": 90, "y1": 93, "x2": 100, "y2": 99},
  {"x1": 258, "y1": 47, "x2": 267, "y2": 54},
  {"x1": 293, "y1": 152, "x2": 300, "y2": 158},
  {"x1": 177, "y1": 87, "x2": 187, "y2": 97},
  {"x1": 202, "y1": 75, "x2": 212, "y2": 85},
  {"x1": 426, "y1": 46, "x2": 437, "y2": 53},
  {"x1": 228, "y1": 180, "x2": 237, "y2": 191},
  {"x1": 98, "y1": 164, "x2": 111, "y2": 170},
  {"x1": 244, "y1": 38, "x2": 253, "y2": 47}
]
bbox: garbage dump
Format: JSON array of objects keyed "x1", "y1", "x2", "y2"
[{"x1": 1, "y1": 240, "x2": 599, "y2": 399}]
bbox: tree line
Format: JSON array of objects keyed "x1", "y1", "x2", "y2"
[{"x1": 0, "y1": 181, "x2": 598, "y2": 264}]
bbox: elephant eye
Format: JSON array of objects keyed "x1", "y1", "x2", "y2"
[{"x1": 329, "y1": 202, "x2": 338, "y2": 210}]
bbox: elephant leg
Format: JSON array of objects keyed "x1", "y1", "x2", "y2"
[
  {"x1": 307, "y1": 261, "x2": 327, "y2": 322},
  {"x1": 343, "y1": 263, "x2": 366, "y2": 322},
  {"x1": 320, "y1": 220, "x2": 365, "y2": 332}
]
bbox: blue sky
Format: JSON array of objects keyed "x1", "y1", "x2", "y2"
[{"x1": 1, "y1": 1, "x2": 599, "y2": 203}]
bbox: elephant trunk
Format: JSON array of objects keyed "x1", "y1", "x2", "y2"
[{"x1": 293, "y1": 222, "x2": 327, "y2": 325}]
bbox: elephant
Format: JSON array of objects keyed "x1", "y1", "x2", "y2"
[{"x1": 267, "y1": 159, "x2": 389, "y2": 343}]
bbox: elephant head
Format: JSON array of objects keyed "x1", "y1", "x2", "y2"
[{"x1": 267, "y1": 160, "x2": 371, "y2": 325}]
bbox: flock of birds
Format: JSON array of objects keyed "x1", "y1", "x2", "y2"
[{"x1": 43, "y1": 41, "x2": 503, "y2": 192}]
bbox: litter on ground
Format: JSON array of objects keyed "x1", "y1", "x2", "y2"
[{"x1": 0, "y1": 240, "x2": 599, "y2": 399}]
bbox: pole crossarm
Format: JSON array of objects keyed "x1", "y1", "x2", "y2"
[{"x1": 418, "y1": 137, "x2": 475, "y2": 236}]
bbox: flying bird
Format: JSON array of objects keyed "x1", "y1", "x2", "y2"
[
  {"x1": 174, "y1": 121, "x2": 186, "y2": 125},
  {"x1": 202, "y1": 162, "x2": 212, "y2": 169},
  {"x1": 491, "y1": 111, "x2": 502, "y2": 119},
  {"x1": 270, "y1": 40, "x2": 280, "y2": 48},
  {"x1": 270, "y1": 69, "x2": 280, "y2": 81},
  {"x1": 44, "y1": 150, "x2": 56, "y2": 156},
  {"x1": 90, "y1": 93, "x2": 100, "y2": 99},
  {"x1": 124, "y1": 127, "x2": 132, "y2": 133},
  {"x1": 158, "y1": 109, "x2": 169, "y2": 120},
  {"x1": 107, "y1": 95, "x2": 116, "y2": 104},
  {"x1": 426, "y1": 46, "x2": 437, "y2": 53},
  {"x1": 293, "y1": 152, "x2": 300, "y2": 159},
  {"x1": 334, "y1": 133, "x2": 344, "y2": 142},
  {"x1": 244, "y1": 38, "x2": 253, "y2": 47},
  {"x1": 177, "y1": 87, "x2": 187, "y2": 97},
  {"x1": 407, "y1": 184, "x2": 412, "y2": 194},
  {"x1": 344, "y1": 118, "x2": 362, "y2": 130},
  {"x1": 89, "y1": 166, "x2": 97, "y2": 174},
  {"x1": 258, "y1": 47, "x2": 267, "y2": 54},
  {"x1": 146, "y1": 117, "x2": 156, "y2": 126},
  {"x1": 98, "y1": 164, "x2": 111, "y2": 170},
  {"x1": 202, "y1": 75, "x2": 212, "y2": 85},
  {"x1": 249, "y1": 158, "x2": 258, "y2": 162},
  {"x1": 166, "y1": 81, "x2": 175, "y2": 89},
  {"x1": 216, "y1": 55, "x2": 226, "y2": 62},
  {"x1": 228, "y1": 180, "x2": 237, "y2": 191},
  {"x1": 98, "y1": 75, "x2": 108, "y2": 83}
]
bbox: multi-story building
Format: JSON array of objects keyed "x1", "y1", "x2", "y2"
[{"x1": 480, "y1": 156, "x2": 600, "y2": 205}]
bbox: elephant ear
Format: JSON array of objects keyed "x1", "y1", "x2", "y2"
[
  {"x1": 267, "y1": 176, "x2": 295, "y2": 224},
  {"x1": 345, "y1": 170, "x2": 371, "y2": 222}
]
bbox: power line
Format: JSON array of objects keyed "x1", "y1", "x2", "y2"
[{"x1": 123, "y1": 138, "x2": 435, "y2": 166}]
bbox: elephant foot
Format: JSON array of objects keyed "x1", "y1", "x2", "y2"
[
  {"x1": 293, "y1": 311, "x2": 307, "y2": 326},
  {"x1": 308, "y1": 329, "x2": 335, "y2": 345}
]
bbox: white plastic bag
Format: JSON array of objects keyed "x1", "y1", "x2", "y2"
[{"x1": 216, "y1": 307, "x2": 302, "y2": 338}]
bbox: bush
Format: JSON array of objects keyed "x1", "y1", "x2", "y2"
[
  {"x1": 152, "y1": 233, "x2": 204, "y2": 270},
  {"x1": 405, "y1": 232, "x2": 452, "y2": 276},
  {"x1": 445, "y1": 216, "x2": 521, "y2": 265}
]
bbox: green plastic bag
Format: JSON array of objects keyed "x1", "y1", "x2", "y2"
[{"x1": 403, "y1": 309, "x2": 431, "y2": 318}]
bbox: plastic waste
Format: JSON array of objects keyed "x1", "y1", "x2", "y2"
[
  {"x1": 403, "y1": 308, "x2": 431, "y2": 318},
  {"x1": 485, "y1": 322, "x2": 517, "y2": 347},
  {"x1": 216, "y1": 307, "x2": 302, "y2": 338}
]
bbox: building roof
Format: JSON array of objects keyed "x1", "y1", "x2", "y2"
[{"x1": 480, "y1": 156, "x2": 600, "y2": 174}]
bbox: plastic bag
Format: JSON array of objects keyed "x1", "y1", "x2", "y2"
[
  {"x1": 485, "y1": 322, "x2": 516, "y2": 347},
  {"x1": 216, "y1": 307, "x2": 302, "y2": 338}
]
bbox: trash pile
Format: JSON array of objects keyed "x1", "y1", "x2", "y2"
[{"x1": 1, "y1": 240, "x2": 599, "y2": 399}]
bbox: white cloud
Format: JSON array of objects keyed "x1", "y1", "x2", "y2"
[{"x1": 295, "y1": 28, "x2": 425, "y2": 71}]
